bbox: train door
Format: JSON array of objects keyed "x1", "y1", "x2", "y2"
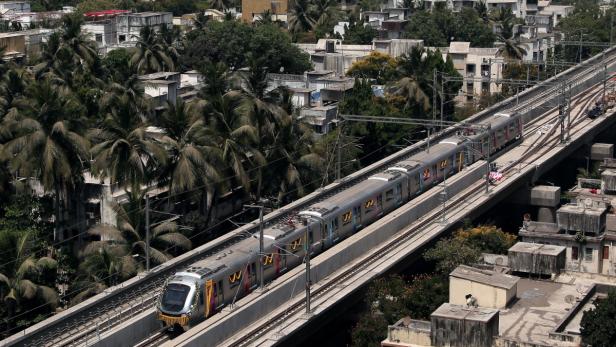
[
  {"x1": 216, "y1": 280, "x2": 223, "y2": 308},
  {"x1": 276, "y1": 248, "x2": 287, "y2": 272},
  {"x1": 395, "y1": 183, "x2": 402, "y2": 205},
  {"x1": 409, "y1": 174, "x2": 420, "y2": 196},
  {"x1": 247, "y1": 263, "x2": 257, "y2": 290},
  {"x1": 352, "y1": 205, "x2": 361, "y2": 231},
  {"x1": 377, "y1": 194, "x2": 383, "y2": 216}
]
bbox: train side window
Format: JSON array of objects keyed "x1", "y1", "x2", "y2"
[
  {"x1": 229, "y1": 270, "x2": 241, "y2": 287},
  {"x1": 262, "y1": 253, "x2": 274, "y2": 267},
  {"x1": 342, "y1": 211, "x2": 352, "y2": 225},
  {"x1": 439, "y1": 160, "x2": 447, "y2": 170},
  {"x1": 251, "y1": 263, "x2": 256, "y2": 276},
  {"x1": 290, "y1": 238, "x2": 302, "y2": 252},
  {"x1": 364, "y1": 198, "x2": 375, "y2": 212},
  {"x1": 385, "y1": 189, "x2": 394, "y2": 201},
  {"x1": 334, "y1": 217, "x2": 339, "y2": 230}
]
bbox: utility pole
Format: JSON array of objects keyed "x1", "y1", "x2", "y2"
[
  {"x1": 603, "y1": 51, "x2": 607, "y2": 115},
  {"x1": 485, "y1": 125, "x2": 491, "y2": 195},
  {"x1": 245, "y1": 204, "x2": 265, "y2": 290},
  {"x1": 305, "y1": 227, "x2": 311, "y2": 314},
  {"x1": 336, "y1": 125, "x2": 342, "y2": 181},
  {"x1": 611, "y1": 13, "x2": 614, "y2": 47},
  {"x1": 578, "y1": 31, "x2": 583, "y2": 63},
  {"x1": 440, "y1": 172, "x2": 447, "y2": 223},
  {"x1": 432, "y1": 69, "x2": 437, "y2": 123},
  {"x1": 440, "y1": 75, "x2": 444, "y2": 130},
  {"x1": 145, "y1": 194, "x2": 150, "y2": 272}
]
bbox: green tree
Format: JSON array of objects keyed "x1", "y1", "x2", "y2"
[
  {"x1": 347, "y1": 51, "x2": 398, "y2": 84},
  {"x1": 71, "y1": 243, "x2": 137, "y2": 304},
  {"x1": 87, "y1": 191, "x2": 192, "y2": 266},
  {"x1": 351, "y1": 313, "x2": 388, "y2": 347},
  {"x1": 580, "y1": 290, "x2": 616, "y2": 347},
  {"x1": 2, "y1": 79, "x2": 89, "y2": 240},
  {"x1": 182, "y1": 20, "x2": 311, "y2": 74},
  {"x1": 405, "y1": 7, "x2": 495, "y2": 47},
  {"x1": 344, "y1": 17, "x2": 377, "y2": 44},
  {"x1": 288, "y1": 0, "x2": 316, "y2": 34},
  {"x1": 90, "y1": 94, "x2": 165, "y2": 193},
  {"x1": 403, "y1": 274, "x2": 449, "y2": 319},
  {"x1": 205, "y1": 91, "x2": 262, "y2": 192},
  {"x1": 557, "y1": 1, "x2": 615, "y2": 62},
  {"x1": 0, "y1": 230, "x2": 59, "y2": 328},
  {"x1": 154, "y1": 99, "x2": 222, "y2": 195},
  {"x1": 424, "y1": 237, "x2": 482, "y2": 274},
  {"x1": 130, "y1": 26, "x2": 177, "y2": 74},
  {"x1": 455, "y1": 225, "x2": 516, "y2": 254}
]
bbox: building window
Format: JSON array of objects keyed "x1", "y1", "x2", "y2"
[
  {"x1": 572, "y1": 246, "x2": 578, "y2": 260},
  {"x1": 585, "y1": 248, "x2": 593, "y2": 262},
  {"x1": 603, "y1": 246, "x2": 610, "y2": 260},
  {"x1": 95, "y1": 34, "x2": 102, "y2": 43},
  {"x1": 119, "y1": 34, "x2": 126, "y2": 42}
]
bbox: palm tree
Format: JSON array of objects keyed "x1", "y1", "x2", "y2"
[
  {"x1": 312, "y1": 0, "x2": 337, "y2": 25},
  {"x1": 87, "y1": 191, "x2": 192, "y2": 266},
  {"x1": 262, "y1": 118, "x2": 323, "y2": 203},
  {"x1": 154, "y1": 99, "x2": 222, "y2": 195},
  {"x1": 2, "y1": 79, "x2": 89, "y2": 240},
  {"x1": 386, "y1": 77, "x2": 431, "y2": 112},
  {"x1": 58, "y1": 13, "x2": 98, "y2": 68},
  {"x1": 288, "y1": 0, "x2": 316, "y2": 34},
  {"x1": 198, "y1": 60, "x2": 229, "y2": 99},
  {"x1": 0, "y1": 230, "x2": 59, "y2": 323},
  {"x1": 209, "y1": 0, "x2": 230, "y2": 11},
  {"x1": 90, "y1": 94, "x2": 165, "y2": 193},
  {"x1": 475, "y1": 0, "x2": 489, "y2": 24},
  {"x1": 130, "y1": 26, "x2": 176, "y2": 74},
  {"x1": 70, "y1": 243, "x2": 137, "y2": 304},
  {"x1": 204, "y1": 91, "x2": 262, "y2": 193},
  {"x1": 498, "y1": 39, "x2": 527, "y2": 61},
  {"x1": 491, "y1": 7, "x2": 515, "y2": 39}
]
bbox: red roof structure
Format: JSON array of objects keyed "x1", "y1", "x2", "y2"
[{"x1": 84, "y1": 9, "x2": 130, "y2": 18}]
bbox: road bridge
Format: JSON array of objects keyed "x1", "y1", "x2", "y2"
[{"x1": 3, "y1": 47, "x2": 616, "y2": 347}]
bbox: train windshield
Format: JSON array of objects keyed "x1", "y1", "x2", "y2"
[{"x1": 161, "y1": 283, "x2": 191, "y2": 312}]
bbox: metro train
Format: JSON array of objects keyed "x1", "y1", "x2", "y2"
[{"x1": 156, "y1": 113, "x2": 523, "y2": 331}]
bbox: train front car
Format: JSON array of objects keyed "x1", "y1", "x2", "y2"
[{"x1": 157, "y1": 274, "x2": 200, "y2": 331}]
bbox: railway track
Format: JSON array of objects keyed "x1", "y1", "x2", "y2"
[
  {"x1": 226, "y1": 81, "x2": 611, "y2": 347},
  {"x1": 9, "y1": 48, "x2": 616, "y2": 347}
]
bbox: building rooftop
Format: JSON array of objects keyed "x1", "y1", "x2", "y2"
[
  {"x1": 450, "y1": 265, "x2": 519, "y2": 290},
  {"x1": 431, "y1": 303, "x2": 498, "y2": 323},
  {"x1": 137, "y1": 71, "x2": 179, "y2": 80},
  {"x1": 449, "y1": 41, "x2": 470, "y2": 54},
  {"x1": 509, "y1": 241, "x2": 566, "y2": 257}
]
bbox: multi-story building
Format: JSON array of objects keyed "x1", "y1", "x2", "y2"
[
  {"x1": 440, "y1": 41, "x2": 502, "y2": 102},
  {"x1": 0, "y1": 0, "x2": 30, "y2": 14},
  {"x1": 81, "y1": 11, "x2": 172, "y2": 53},
  {"x1": 421, "y1": 0, "x2": 538, "y2": 18},
  {"x1": 0, "y1": 28, "x2": 52, "y2": 60},
  {"x1": 115, "y1": 11, "x2": 172, "y2": 44},
  {"x1": 519, "y1": 150, "x2": 616, "y2": 276},
  {"x1": 241, "y1": 0, "x2": 287, "y2": 23}
]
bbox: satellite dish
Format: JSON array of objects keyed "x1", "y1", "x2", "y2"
[
  {"x1": 565, "y1": 295, "x2": 575, "y2": 304},
  {"x1": 585, "y1": 198, "x2": 593, "y2": 208}
]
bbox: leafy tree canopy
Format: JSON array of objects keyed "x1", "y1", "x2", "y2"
[
  {"x1": 581, "y1": 290, "x2": 616, "y2": 347},
  {"x1": 405, "y1": 7, "x2": 496, "y2": 47},
  {"x1": 347, "y1": 51, "x2": 398, "y2": 84},
  {"x1": 183, "y1": 21, "x2": 311, "y2": 74}
]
